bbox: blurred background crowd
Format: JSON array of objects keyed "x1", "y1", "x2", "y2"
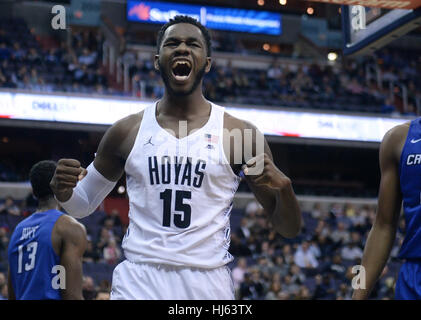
[
  {"x1": 0, "y1": 17, "x2": 420, "y2": 115},
  {"x1": 0, "y1": 195, "x2": 403, "y2": 300}
]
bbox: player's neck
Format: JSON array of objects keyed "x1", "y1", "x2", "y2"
[
  {"x1": 159, "y1": 88, "x2": 209, "y2": 118},
  {"x1": 36, "y1": 197, "x2": 59, "y2": 213}
]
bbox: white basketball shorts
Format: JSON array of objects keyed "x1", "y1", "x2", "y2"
[{"x1": 110, "y1": 260, "x2": 235, "y2": 300}]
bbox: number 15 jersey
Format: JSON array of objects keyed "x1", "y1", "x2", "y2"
[{"x1": 122, "y1": 102, "x2": 241, "y2": 268}]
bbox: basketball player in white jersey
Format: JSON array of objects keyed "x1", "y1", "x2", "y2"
[{"x1": 50, "y1": 15, "x2": 302, "y2": 300}]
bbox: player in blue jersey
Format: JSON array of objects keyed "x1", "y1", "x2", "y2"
[
  {"x1": 353, "y1": 120, "x2": 421, "y2": 300},
  {"x1": 7, "y1": 160, "x2": 87, "y2": 300}
]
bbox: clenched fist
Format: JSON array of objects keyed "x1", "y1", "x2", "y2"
[
  {"x1": 242, "y1": 153, "x2": 291, "y2": 190},
  {"x1": 50, "y1": 159, "x2": 88, "y2": 202}
]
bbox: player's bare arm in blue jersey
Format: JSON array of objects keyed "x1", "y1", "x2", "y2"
[
  {"x1": 224, "y1": 113, "x2": 302, "y2": 239},
  {"x1": 53, "y1": 215, "x2": 88, "y2": 299},
  {"x1": 8, "y1": 215, "x2": 87, "y2": 300},
  {"x1": 352, "y1": 123, "x2": 409, "y2": 300}
]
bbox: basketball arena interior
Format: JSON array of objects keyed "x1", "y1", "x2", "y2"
[{"x1": 1, "y1": 0, "x2": 421, "y2": 300}]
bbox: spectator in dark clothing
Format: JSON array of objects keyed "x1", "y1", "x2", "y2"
[
  {"x1": 83, "y1": 236, "x2": 101, "y2": 263},
  {"x1": 312, "y1": 274, "x2": 336, "y2": 300},
  {"x1": 82, "y1": 276, "x2": 97, "y2": 300},
  {"x1": 100, "y1": 209, "x2": 123, "y2": 227},
  {"x1": 229, "y1": 233, "x2": 252, "y2": 257},
  {"x1": 327, "y1": 254, "x2": 347, "y2": 281},
  {"x1": 239, "y1": 271, "x2": 265, "y2": 300},
  {"x1": 0, "y1": 197, "x2": 20, "y2": 216}
]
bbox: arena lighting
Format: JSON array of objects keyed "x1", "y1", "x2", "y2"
[
  {"x1": 307, "y1": 7, "x2": 314, "y2": 15},
  {"x1": 279, "y1": 0, "x2": 287, "y2": 5},
  {"x1": 117, "y1": 186, "x2": 126, "y2": 194},
  {"x1": 257, "y1": 0, "x2": 265, "y2": 6},
  {"x1": 327, "y1": 52, "x2": 338, "y2": 61}
]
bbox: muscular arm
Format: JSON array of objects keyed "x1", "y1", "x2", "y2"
[
  {"x1": 57, "y1": 215, "x2": 88, "y2": 300},
  {"x1": 352, "y1": 124, "x2": 407, "y2": 300},
  {"x1": 93, "y1": 114, "x2": 136, "y2": 182},
  {"x1": 234, "y1": 119, "x2": 301, "y2": 238},
  {"x1": 51, "y1": 113, "x2": 141, "y2": 218}
]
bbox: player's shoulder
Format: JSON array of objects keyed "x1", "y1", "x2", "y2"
[
  {"x1": 55, "y1": 214, "x2": 87, "y2": 240},
  {"x1": 223, "y1": 109, "x2": 257, "y2": 132},
  {"x1": 380, "y1": 121, "x2": 412, "y2": 163},
  {"x1": 99, "y1": 107, "x2": 147, "y2": 157},
  {"x1": 382, "y1": 121, "x2": 411, "y2": 147},
  {"x1": 109, "y1": 109, "x2": 145, "y2": 138}
]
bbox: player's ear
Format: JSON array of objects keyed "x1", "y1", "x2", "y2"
[
  {"x1": 205, "y1": 57, "x2": 212, "y2": 73},
  {"x1": 154, "y1": 55, "x2": 160, "y2": 72}
]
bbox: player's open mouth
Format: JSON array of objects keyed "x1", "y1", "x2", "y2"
[{"x1": 171, "y1": 60, "x2": 192, "y2": 82}]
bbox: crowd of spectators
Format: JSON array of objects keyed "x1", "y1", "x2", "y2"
[
  {"x1": 0, "y1": 18, "x2": 110, "y2": 95},
  {"x1": 128, "y1": 48, "x2": 420, "y2": 115},
  {"x1": 0, "y1": 195, "x2": 404, "y2": 300},
  {"x1": 229, "y1": 200, "x2": 402, "y2": 300},
  {"x1": 1, "y1": 18, "x2": 420, "y2": 116}
]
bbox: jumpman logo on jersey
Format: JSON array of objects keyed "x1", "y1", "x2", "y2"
[{"x1": 144, "y1": 136, "x2": 154, "y2": 146}]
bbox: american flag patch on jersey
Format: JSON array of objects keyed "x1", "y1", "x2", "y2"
[{"x1": 204, "y1": 133, "x2": 219, "y2": 144}]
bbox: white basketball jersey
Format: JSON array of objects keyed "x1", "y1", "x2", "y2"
[{"x1": 122, "y1": 102, "x2": 241, "y2": 269}]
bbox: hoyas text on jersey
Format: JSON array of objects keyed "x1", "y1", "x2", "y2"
[{"x1": 148, "y1": 156, "x2": 206, "y2": 188}]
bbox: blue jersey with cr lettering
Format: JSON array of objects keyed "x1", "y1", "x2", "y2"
[
  {"x1": 8, "y1": 209, "x2": 64, "y2": 300},
  {"x1": 399, "y1": 119, "x2": 421, "y2": 259}
]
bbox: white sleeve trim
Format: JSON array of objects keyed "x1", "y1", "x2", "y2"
[{"x1": 57, "y1": 162, "x2": 117, "y2": 219}]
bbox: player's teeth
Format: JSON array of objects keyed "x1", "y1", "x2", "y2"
[{"x1": 175, "y1": 75, "x2": 189, "y2": 81}]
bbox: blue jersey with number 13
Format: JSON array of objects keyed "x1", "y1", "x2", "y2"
[{"x1": 8, "y1": 209, "x2": 64, "y2": 300}]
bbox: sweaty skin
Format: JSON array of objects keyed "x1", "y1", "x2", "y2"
[
  {"x1": 352, "y1": 122, "x2": 409, "y2": 300},
  {"x1": 51, "y1": 215, "x2": 87, "y2": 300},
  {"x1": 50, "y1": 22, "x2": 301, "y2": 239}
]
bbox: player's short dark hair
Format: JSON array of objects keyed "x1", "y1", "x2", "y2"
[
  {"x1": 156, "y1": 15, "x2": 212, "y2": 57},
  {"x1": 29, "y1": 160, "x2": 57, "y2": 200}
]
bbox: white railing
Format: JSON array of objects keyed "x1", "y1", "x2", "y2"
[
  {"x1": 116, "y1": 56, "x2": 122, "y2": 84},
  {"x1": 124, "y1": 62, "x2": 130, "y2": 92},
  {"x1": 103, "y1": 41, "x2": 109, "y2": 67},
  {"x1": 109, "y1": 46, "x2": 115, "y2": 75}
]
